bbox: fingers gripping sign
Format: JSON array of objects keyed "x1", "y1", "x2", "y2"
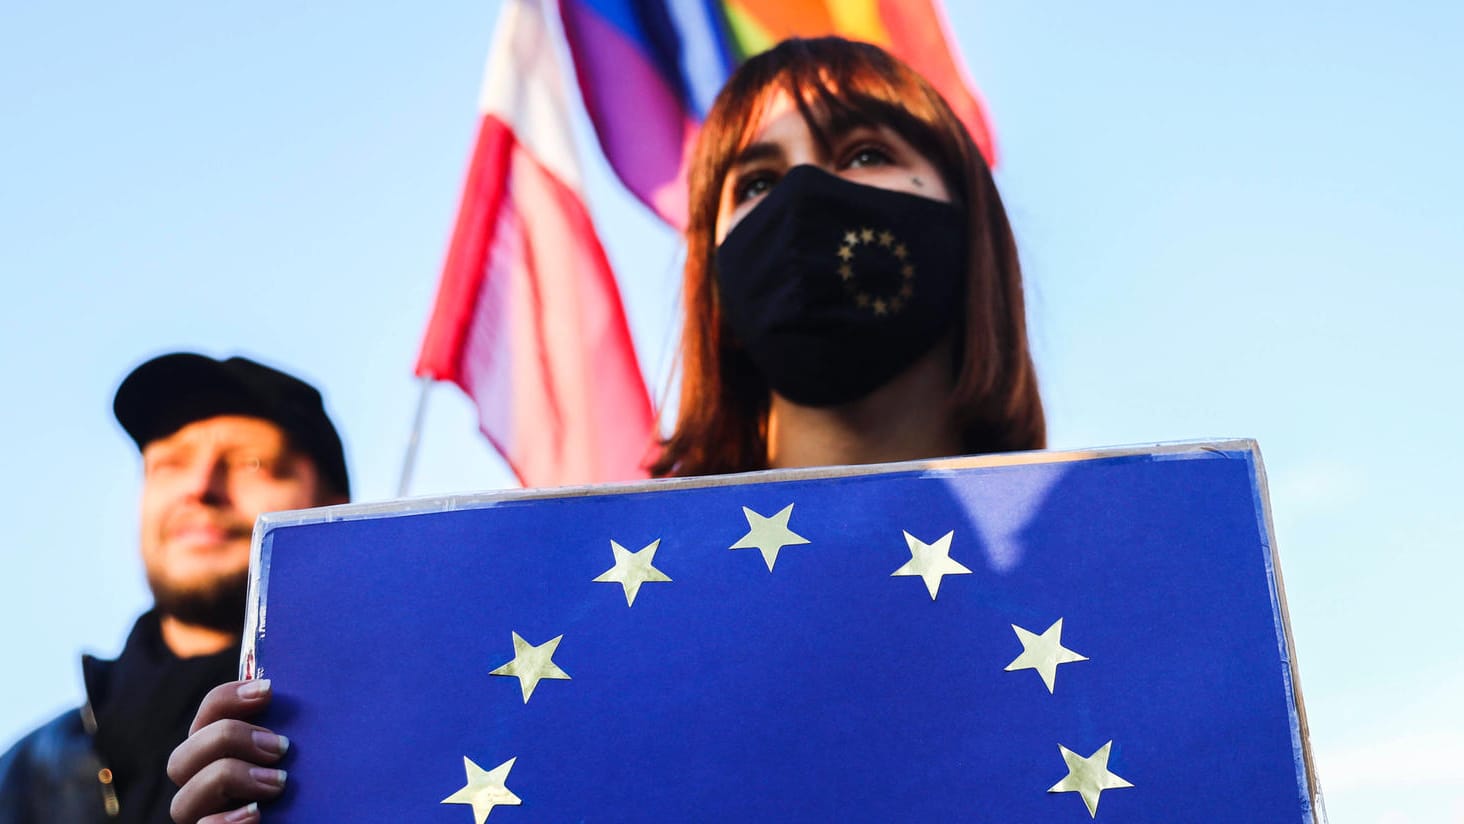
[{"x1": 168, "y1": 679, "x2": 289, "y2": 824}]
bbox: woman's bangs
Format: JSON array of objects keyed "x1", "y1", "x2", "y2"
[
  {"x1": 792, "y1": 73, "x2": 959, "y2": 203},
  {"x1": 773, "y1": 58, "x2": 907, "y2": 140},
  {"x1": 706, "y1": 39, "x2": 950, "y2": 182}
]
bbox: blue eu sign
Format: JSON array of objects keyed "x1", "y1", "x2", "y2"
[{"x1": 243, "y1": 440, "x2": 1322, "y2": 821}]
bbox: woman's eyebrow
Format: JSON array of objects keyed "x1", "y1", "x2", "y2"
[
  {"x1": 730, "y1": 141, "x2": 784, "y2": 168},
  {"x1": 821, "y1": 112, "x2": 881, "y2": 139}
]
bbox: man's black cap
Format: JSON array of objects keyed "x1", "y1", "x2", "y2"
[{"x1": 113, "y1": 353, "x2": 350, "y2": 498}]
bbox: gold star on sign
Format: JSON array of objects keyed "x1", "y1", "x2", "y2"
[
  {"x1": 889, "y1": 297, "x2": 905, "y2": 312},
  {"x1": 843, "y1": 230, "x2": 859, "y2": 245},
  {"x1": 838, "y1": 263, "x2": 853, "y2": 280},
  {"x1": 489, "y1": 632, "x2": 570, "y2": 702},
  {"x1": 593, "y1": 539, "x2": 671, "y2": 606},
  {"x1": 442, "y1": 756, "x2": 522, "y2": 823},
  {"x1": 891, "y1": 530, "x2": 970, "y2": 599},
  {"x1": 855, "y1": 294, "x2": 871, "y2": 308},
  {"x1": 872, "y1": 299, "x2": 888, "y2": 315},
  {"x1": 838, "y1": 245, "x2": 854, "y2": 261},
  {"x1": 901, "y1": 263, "x2": 915, "y2": 279},
  {"x1": 878, "y1": 230, "x2": 894, "y2": 247},
  {"x1": 899, "y1": 283, "x2": 914, "y2": 299},
  {"x1": 1005, "y1": 618, "x2": 1088, "y2": 693},
  {"x1": 1048, "y1": 741, "x2": 1133, "y2": 818},
  {"x1": 893, "y1": 243, "x2": 908, "y2": 259},
  {"x1": 860, "y1": 227, "x2": 875, "y2": 243},
  {"x1": 731, "y1": 504, "x2": 810, "y2": 571}
]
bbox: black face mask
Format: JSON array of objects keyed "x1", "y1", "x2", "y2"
[{"x1": 715, "y1": 165, "x2": 967, "y2": 406}]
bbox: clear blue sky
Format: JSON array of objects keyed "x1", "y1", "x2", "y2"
[{"x1": 1, "y1": 2, "x2": 1460, "y2": 820}]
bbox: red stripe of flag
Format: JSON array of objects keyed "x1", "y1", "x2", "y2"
[{"x1": 415, "y1": 0, "x2": 654, "y2": 487}]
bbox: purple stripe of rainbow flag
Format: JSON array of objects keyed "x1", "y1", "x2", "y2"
[{"x1": 557, "y1": 0, "x2": 996, "y2": 228}]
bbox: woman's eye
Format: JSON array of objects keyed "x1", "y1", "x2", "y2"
[
  {"x1": 845, "y1": 145, "x2": 893, "y2": 169},
  {"x1": 732, "y1": 173, "x2": 776, "y2": 205}
]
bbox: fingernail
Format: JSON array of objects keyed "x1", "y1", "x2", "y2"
[
  {"x1": 224, "y1": 802, "x2": 260, "y2": 822},
  {"x1": 252, "y1": 730, "x2": 290, "y2": 756},
  {"x1": 250, "y1": 767, "x2": 287, "y2": 788},
  {"x1": 238, "y1": 679, "x2": 272, "y2": 700}
]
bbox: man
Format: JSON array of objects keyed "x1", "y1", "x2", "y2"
[{"x1": 0, "y1": 353, "x2": 349, "y2": 824}]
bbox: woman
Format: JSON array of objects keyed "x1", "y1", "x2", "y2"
[
  {"x1": 654, "y1": 36, "x2": 1042, "y2": 477},
  {"x1": 167, "y1": 36, "x2": 1044, "y2": 823}
]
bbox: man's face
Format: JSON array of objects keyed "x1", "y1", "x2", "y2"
[{"x1": 139, "y1": 415, "x2": 324, "y2": 630}]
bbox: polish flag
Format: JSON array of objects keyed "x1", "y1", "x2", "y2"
[{"x1": 415, "y1": 0, "x2": 654, "y2": 487}]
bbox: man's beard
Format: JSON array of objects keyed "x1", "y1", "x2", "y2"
[{"x1": 148, "y1": 566, "x2": 250, "y2": 635}]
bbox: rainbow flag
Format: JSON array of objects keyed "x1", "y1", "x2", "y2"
[{"x1": 557, "y1": 0, "x2": 997, "y2": 228}]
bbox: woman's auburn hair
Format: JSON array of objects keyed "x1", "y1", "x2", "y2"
[{"x1": 650, "y1": 37, "x2": 1045, "y2": 478}]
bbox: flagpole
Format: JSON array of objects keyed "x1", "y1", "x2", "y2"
[{"x1": 397, "y1": 377, "x2": 433, "y2": 497}]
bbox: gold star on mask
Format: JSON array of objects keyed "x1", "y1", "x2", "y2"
[
  {"x1": 891, "y1": 530, "x2": 970, "y2": 599},
  {"x1": 900, "y1": 263, "x2": 915, "y2": 279},
  {"x1": 877, "y1": 230, "x2": 894, "y2": 247},
  {"x1": 593, "y1": 539, "x2": 671, "y2": 606},
  {"x1": 442, "y1": 756, "x2": 522, "y2": 823},
  {"x1": 872, "y1": 299, "x2": 888, "y2": 315},
  {"x1": 860, "y1": 227, "x2": 875, "y2": 243},
  {"x1": 843, "y1": 230, "x2": 859, "y2": 245},
  {"x1": 1048, "y1": 741, "x2": 1133, "y2": 817},
  {"x1": 838, "y1": 263, "x2": 854, "y2": 280},
  {"x1": 490, "y1": 632, "x2": 571, "y2": 702},
  {"x1": 893, "y1": 243, "x2": 908, "y2": 259},
  {"x1": 730, "y1": 503, "x2": 810, "y2": 571},
  {"x1": 837, "y1": 245, "x2": 854, "y2": 261},
  {"x1": 1005, "y1": 618, "x2": 1088, "y2": 693}
]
